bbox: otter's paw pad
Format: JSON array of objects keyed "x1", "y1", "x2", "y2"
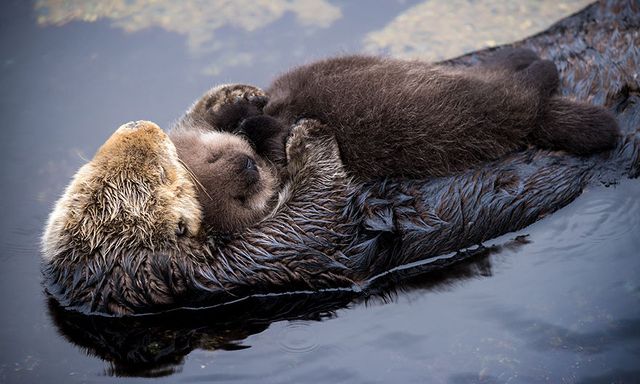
[
  {"x1": 191, "y1": 84, "x2": 268, "y2": 132},
  {"x1": 203, "y1": 84, "x2": 267, "y2": 114}
]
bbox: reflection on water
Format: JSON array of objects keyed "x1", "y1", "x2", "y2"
[
  {"x1": 46, "y1": 241, "x2": 503, "y2": 377},
  {"x1": 35, "y1": 0, "x2": 342, "y2": 49},
  {"x1": 32, "y1": 0, "x2": 595, "y2": 76},
  {"x1": 35, "y1": 0, "x2": 342, "y2": 75},
  {"x1": 364, "y1": 0, "x2": 593, "y2": 60}
]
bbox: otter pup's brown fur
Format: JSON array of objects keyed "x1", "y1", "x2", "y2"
[
  {"x1": 263, "y1": 52, "x2": 618, "y2": 178},
  {"x1": 169, "y1": 120, "x2": 278, "y2": 233},
  {"x1": 171, "y1": 49, "x2": 619, "y2": 233}
]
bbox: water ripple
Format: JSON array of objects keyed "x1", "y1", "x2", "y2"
[{"x1": 278, "y1": 321, "x2": 319, "y2": 354}]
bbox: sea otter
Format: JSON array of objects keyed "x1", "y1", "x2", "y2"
[
  {"x1": 41, "y1": 1, "x2": 639, "y2": 316},
  {"x1": 41, "y1": 114, "x2": 638, "y2": 315},
  {"x1": 168, "y1": 128, "x2": 279, "y2": 232},
  {"x1": 170, "y1": 49, "x2": 619, "y2": 233}
]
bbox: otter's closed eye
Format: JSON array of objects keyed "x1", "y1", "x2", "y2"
[
  {"x1": 158, "y1": 166, "x2": 167, "y2": 183},
  {"x1": 175, "y1": 220, "x2": 187, "y2": 237},
  {"x1": 207, "y1": 153, "x2": 221, "y2": 164}
]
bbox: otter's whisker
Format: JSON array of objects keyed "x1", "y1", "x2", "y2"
[
  {"x1": 74, "y1": 149, "x2": 89, "y2": 162},
  {"x1": 178, "y1": 158, "x2": 213, "y2": 201}
]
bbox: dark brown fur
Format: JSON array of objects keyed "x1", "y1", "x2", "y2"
[
  {"x1": 172, "y1": 49, "x2": 619, "y2": 233},
  {"x1": 262, "y1": 52, "x2": 618, "y2": 178}
]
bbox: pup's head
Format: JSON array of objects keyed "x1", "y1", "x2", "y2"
[{"x1": 169, "y1": 128, "x2": 278, "y2": 233}]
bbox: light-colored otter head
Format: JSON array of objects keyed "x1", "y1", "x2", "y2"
[
  {"x1": 42, "y1": 121, "x2": 204, "y2": 314},
  {"x1": 169, "y1": 129, "x2": 278, "y2": 233}
]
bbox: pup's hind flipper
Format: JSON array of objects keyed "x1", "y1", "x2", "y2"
[
  {"x1": 516, "y1": 60, "x2": 560, "y2": 99},
  {"x1": 482, "y1": 48, "x2": 540, "y2": 72},
  {"x1": 530, "y1": 97, "x2": 620, "y2": 155}
]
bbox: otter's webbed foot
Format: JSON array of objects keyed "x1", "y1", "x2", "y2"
[
  {"x1": 516, "y1": 59, "x2": 560, "y2": 99},
  {"x1": 483, "y1": 48, "x2": 559, "y2": 98},
  {"x1": 482, "y1": 48, "x2": 540, "y2": 72},
  {"x1": 185, "y1": 84, "x2": 268, "y2": 132}
]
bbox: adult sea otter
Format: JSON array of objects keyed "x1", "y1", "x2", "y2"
[{"x1": 42, "y1": 0, "x2": 639, "y2": 315}]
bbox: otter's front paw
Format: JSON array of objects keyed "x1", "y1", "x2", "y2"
[
  {"x1": 188, "y1": 84, "x2": 268, "y2": 132},
  {"x1": 285, "y1": 119, "x2": 345, "y2": 178},
  {"x1": 286, "y1": 119, "x2": 325, "y2": 163}
]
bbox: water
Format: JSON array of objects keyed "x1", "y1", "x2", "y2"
[{"x1": 1, "y1": 0, "x2": 638, "y2": 383}]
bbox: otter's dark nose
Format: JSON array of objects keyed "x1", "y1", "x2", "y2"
[
  {"x1": 244, "y1": 157, "x2": 257, "y2": 172},
  {"x1": 240, "y1": 156, "x2": 259, "y2": 185}
]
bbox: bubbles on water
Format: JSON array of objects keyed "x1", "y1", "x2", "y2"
[{"x1": 277, "y1": 321, "x2": 319, "y2": 354}]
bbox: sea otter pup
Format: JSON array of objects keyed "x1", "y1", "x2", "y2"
[
  {"x1": 170, "y1": 49, "x2": 619, "y2": 233},
  {"x1": 168, "y1": 127, "x2": 278, "y2": 232}
]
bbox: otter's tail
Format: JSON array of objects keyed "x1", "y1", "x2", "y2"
[{"x1": 529, "y1": 97, "x2": 620, "y2": 155}]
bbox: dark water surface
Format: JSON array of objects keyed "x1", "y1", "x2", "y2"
[{"x1": 1, "y1": 0, "x2": 638, "y2": 383}]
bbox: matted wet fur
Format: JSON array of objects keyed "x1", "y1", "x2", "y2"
[{"x1": 41, "y1": 1, "x2": 640, "y2": 315}]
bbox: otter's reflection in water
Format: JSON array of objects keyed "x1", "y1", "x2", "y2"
[{"x1": 47, "y1": 237, "x2": 527, "y2": 377}]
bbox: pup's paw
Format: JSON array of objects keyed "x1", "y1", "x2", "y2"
[
  {"x1": 207, "y1": 84, "x2": 267, "y2": 113},
  {"x1": 188, "y1": 84, "x2": 268, "y2": 131}
]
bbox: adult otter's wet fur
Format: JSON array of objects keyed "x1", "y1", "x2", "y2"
[
  {"x1": 172, "y1": 48, "x2": 619, "y2": 233},
  {"x1": 42, "y1": 1, "x2": 640, "y2": 315}
]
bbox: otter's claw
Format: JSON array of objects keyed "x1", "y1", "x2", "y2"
[{"x1": 204, "y1": 84, "x2": 267, "y2": 113}]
